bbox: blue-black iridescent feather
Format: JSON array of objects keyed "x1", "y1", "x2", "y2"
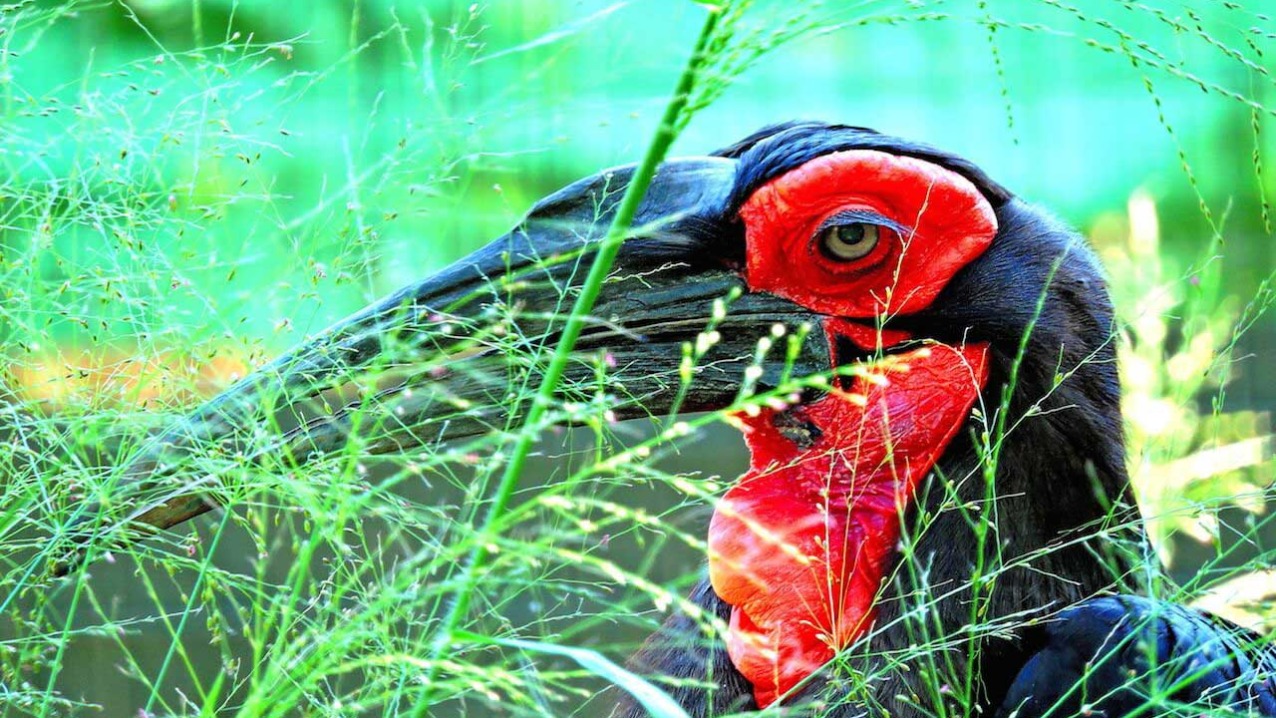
[{"x1": 996, "y1": 595, "x2": 1276, "y2": 717}]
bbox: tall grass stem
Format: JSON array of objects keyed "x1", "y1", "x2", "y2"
[{"x1": 411, "y1": 5, "x2": 724, "y2": 709}]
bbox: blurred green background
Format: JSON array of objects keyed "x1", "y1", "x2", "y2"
[
  {"x1": 4, "y1": 0, "x2": 1273, "y2": 349},
  {"x1": 1, "y1": 0, "x2": 1274, "y2": 715}
]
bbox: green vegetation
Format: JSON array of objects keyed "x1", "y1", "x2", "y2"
[{"x1": 0, "y1": 1, "x2": 1273, "y2": 716}]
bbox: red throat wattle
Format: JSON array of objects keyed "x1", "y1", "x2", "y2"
[{"x1": 707, "y1": 340, "x2": 989, "y2": 707}]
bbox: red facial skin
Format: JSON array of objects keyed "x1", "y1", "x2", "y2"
[
  {"x1": 709, "y1": 344, "x2": 989, "y2": 706},
  {"x1": 742, "y1": 149, "x2": 997, "y2": 318},
  {"x1": 708, "y1": 150, "x2": 999, "y2": 707}
]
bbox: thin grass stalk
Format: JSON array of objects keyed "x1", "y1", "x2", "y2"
[
  {"x1": 411, "y1": 5, "x2": 725, "y2": 709},
  {"x1": 143, "y1": 507, "x2": 234, "y2": 714}
]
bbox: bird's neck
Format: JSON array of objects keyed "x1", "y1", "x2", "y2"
[{"x1": 864, "y1": 351, "x2": 1140, "y2": 715}]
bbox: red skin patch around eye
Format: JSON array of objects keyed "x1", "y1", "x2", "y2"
[
  {"x1": 741, "y1": 150, "x2": 998, "y2": 318},
  {"x1": 708, "y1": 342, "x2": 990, "y2": 708}
]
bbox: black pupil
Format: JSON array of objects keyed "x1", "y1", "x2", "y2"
[{"x1": 836, "y1": 223, "x2": 867, "y2": 245}]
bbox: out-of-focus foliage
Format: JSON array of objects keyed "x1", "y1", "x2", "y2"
[
  {"x1": 3, "y1": 0, "x2": 1274, "y2": 357},
  {"x1": 0, "y1": 0, "x2": 1274, "y2": 716},
  {"x1": 1095, "y1": 192, "x2": 1274, "y2": 562}
]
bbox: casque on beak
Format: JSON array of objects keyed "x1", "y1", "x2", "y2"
[{"x1": 55, "y1": 156, "x2": 837, "y2": 574}]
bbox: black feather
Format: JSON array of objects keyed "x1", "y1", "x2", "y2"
[
  {"x1": 613, "y1": 578, "x2": 755, "y2": 718},
  {"x1": 712, "y1": 120, "x2": 1014, "y2": 209},
  {"x1": 993, "y1": 596, "x2": 1276, "y2": 717}
]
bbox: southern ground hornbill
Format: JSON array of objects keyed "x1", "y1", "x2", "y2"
[{"x1": 60, "y1": 122, "x2": 1276, "y2": 716}]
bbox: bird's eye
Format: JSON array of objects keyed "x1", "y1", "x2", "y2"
[{"x1": 817, "y1": 222, "x2": 880, "y2": 262}]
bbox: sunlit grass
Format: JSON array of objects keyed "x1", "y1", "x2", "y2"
[{"x1": 0, "y1": 1, "x2": 1273, "y2": 717}]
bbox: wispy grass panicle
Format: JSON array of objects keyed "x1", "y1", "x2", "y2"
[{"x1": 1, "y1": 1, "x2": 1274, "y2": 717}]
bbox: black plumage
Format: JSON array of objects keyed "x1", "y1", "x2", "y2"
[
  {"x1": 614, "y1": 123, "x2": 1276, "y2": 717},
  {"x1": 996, "y1": 596, "x2": 1276, "y2": 717}
]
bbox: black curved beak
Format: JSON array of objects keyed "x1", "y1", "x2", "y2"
[{"x1": 54, "y1": 157, "x2": 832, "y2": 574}]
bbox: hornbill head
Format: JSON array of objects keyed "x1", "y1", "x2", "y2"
[{"x1": 61, "y1": 122, "x2": 1135, "y2": 712}]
